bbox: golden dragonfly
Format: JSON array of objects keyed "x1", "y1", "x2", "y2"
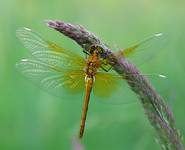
[{"x1": 16, "y1": 27, "x2": 165, "y2": 138}]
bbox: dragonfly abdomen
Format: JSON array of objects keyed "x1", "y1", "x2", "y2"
[{"x1": 79, "y1": 76, "x2": 94, "y2": 138}]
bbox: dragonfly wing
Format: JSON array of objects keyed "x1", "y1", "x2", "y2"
[
  {"x1": 16, "y1": 27, "x2": 85, "y2": 68},
  {"x1": 93, "y1": 72, "x2": 120, "y2": 97},
  {"x1": 93, "y1": 71, "x2": 137, "y2": 104},
  {"x1": 119, "y1": 33, "x2": 167, "y2": 65},
  {"x1": 31, "y1": 50, "x2": 85, "y2": 70},
  {"x1": 16, "y1": 59, "x2": 85, "y2": 98},
  {"x1": 93, "y1": 70, "x2": 166, "y2": 105},
  {"x1": 16, "y1": 27, "x2": 50, "y2": 53}
]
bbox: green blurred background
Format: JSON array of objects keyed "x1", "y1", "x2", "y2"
[{"x1": 0, "y1": 0, "x2": 185, "y2": 150}]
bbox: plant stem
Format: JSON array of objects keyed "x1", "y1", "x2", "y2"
[{"x1": 46, "y1": 20, "x2": 184, "y2": 150}]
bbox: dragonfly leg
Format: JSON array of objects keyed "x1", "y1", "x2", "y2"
[
  {"x1": 83, "y1": 50, "x2": 89, "y2": 59},
  {"x1": 83, "y1": 49, "x2": 89, "y2": 55},
  {"x1": 101, "y1": 65, "x2": 112, "y2": 72}
]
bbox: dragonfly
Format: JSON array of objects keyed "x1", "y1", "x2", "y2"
[{"x1": 16, "y1": 27, "x2": 165, "y2": 138}]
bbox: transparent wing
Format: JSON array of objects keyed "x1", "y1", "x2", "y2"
[
  {"x1": 16, "y1": 59, "x2": 85, "y2": 98},
  {"x1": 31, "y1": 50, "x2": 85, "y2": 70},
  {"x1": 16, "y1": 27, "x2": 49, "y2": 53},
  {"x1": 93, "y1": 71, "x2": 137, "y2": 104},
  {"x1": 93, "y1": 71, "x2": 166, "y2": 105},
  {"x1": 93, "y1": 72, "x2": 121, "y2": 98},
  {"x1": 16, "y1": 27, "x2": 85, "y2": 67},
  {"x1": 119, "y1": 33, "x2": 167, "y2": 65}
]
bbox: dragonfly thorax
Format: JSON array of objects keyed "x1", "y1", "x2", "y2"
[{"x1": 84, "y1": 51, "x2": 101, "y2": 77}]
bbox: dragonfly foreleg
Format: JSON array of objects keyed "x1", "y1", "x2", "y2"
[{"x1": 100, "y1": 65, "x2": 112, "y2": 72}]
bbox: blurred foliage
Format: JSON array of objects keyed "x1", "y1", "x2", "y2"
[{"x1": 0, "y1": 0, "x2": 185, "y2": 150}]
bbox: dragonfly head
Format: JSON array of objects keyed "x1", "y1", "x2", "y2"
[{"x1": 89, "y1": 44, "x2": 105, "y2": 57}]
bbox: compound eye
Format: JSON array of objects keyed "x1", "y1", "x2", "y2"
[
  {"x1": 89, "y1": 45, "x2": 96, "y2": 54},
  {"x1": 98, "y1": 47, "x2": 104, "y2": 54}
]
